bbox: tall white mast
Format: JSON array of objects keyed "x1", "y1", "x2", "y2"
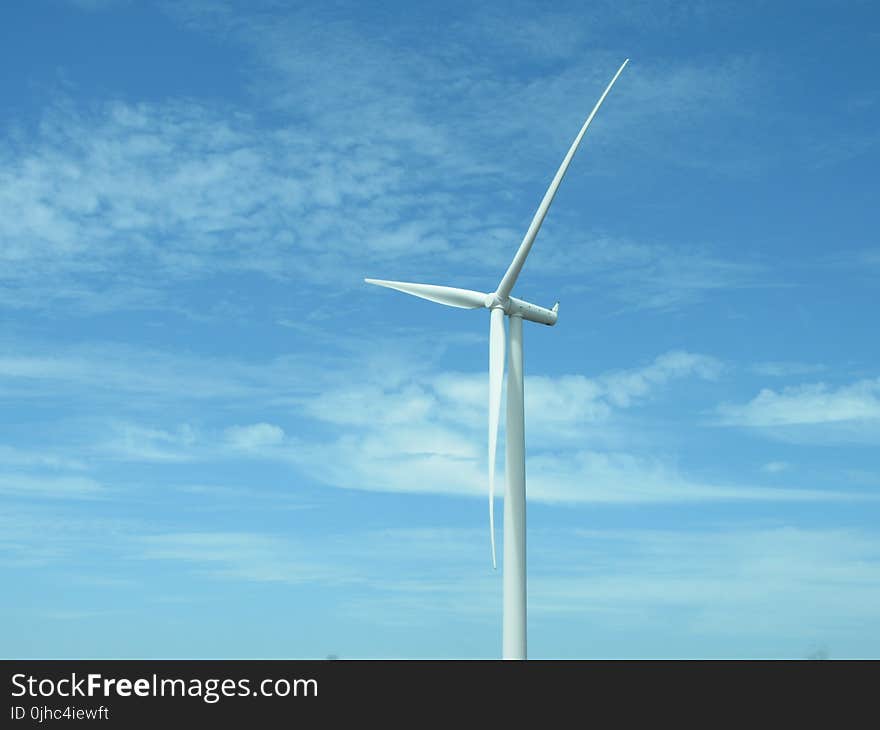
[{"x1": 504, "y1": 314, "x2": 527, "y2": 659}]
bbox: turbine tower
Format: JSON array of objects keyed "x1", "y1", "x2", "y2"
[{"x1": 366, "y1": 60, "x2": 629, "y2": 659}]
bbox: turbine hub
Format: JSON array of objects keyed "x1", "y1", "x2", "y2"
[{"x1": 484, "y1": 293, "x2": 507, "y2": 310}]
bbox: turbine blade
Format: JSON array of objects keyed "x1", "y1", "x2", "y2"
[
  {"x1": 496, "y1": 59, "x2": 629, "y2": 300},
  {"x1": 365, "y1": 279, "x2": 487, "y2": 309},
  {"x1": 487, "y1": 307, "x2": 505, "y2": 569}
]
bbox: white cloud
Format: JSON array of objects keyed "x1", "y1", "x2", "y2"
[
  {"x1": 301, "y1": 383, "x2": 436, "y2": 428},
  {"x1": 0, "y1": 473, "x2": 104, "y2": 498},
  {"x1": 596, "y1": 350, "x2": 722, "y2": 407},
  {"x1": 103, "y1": 422, "x2": 199, "y2": 462},
  {"x1": 284, "y1": 350, "x2": 847, "y2": 504},
  {"x1": 762, "y1": 461, "x2": 790, "y2": 474},
  {"x1": 225, "y1": 422, "x2": 285, "y2": 449},
  {"x1": 543, "y1": 233, "x2": 765, "y2": 311},
  {"x1": 0, "y1": 336, "x2": 864, "y2": 503},
  {"x1": 0, "y1": 87, "x2": 521, "y2": 314},
  {"x1": 861, "y1": 248, "x2": 880, "y2": 267},
  {"x1": 719, "y1": 378, "x2": 880, "y2": 427},
  {"x1": 288, "y1": 429, "x2": 484, "y2": 499},
  {"x1": 0, "y1": 2, "x2": 770, "y2": 317},
  {"x1": 99, "y1": 421, "x2": 283, "y2": 462},
  {"x1": 6, "y1": 499, "x2": 880, "y2": 655},
  {"x1": 527, "y1": 450, "x2": 839, "y2": 504},
  {"x1": 65, "y1": 0, "x2": 130, "y2": 10},
  {"x1": 305, "y1": 350, "x2": 722, "y2": 433},
  {"x1": 0, "y1": 101, "x2": 303, "y2": 309},
  {"x1": 0, "y1": 341, "x2": 309, "y2": 403},
  {"x1": 0, "y1": 339, "x2": 845, "y2": 504},
  {"x1": 0, "y1": 445, "x2": 87, "y2": 471},
  {"x1": 157, "y1": 522, "x2": 880, "y2": 655},
  {"x1": 750, "y1": 361, "x2": 826, "y2": 377},
  {"x1": 139, "y1": 531, "x2": 352, "y2": 585},
  {"x1": 528, "y1": 526, "x2": 880, "y2": 652}
]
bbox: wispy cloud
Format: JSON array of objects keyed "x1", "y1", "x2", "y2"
[
  {"x1": 1, "y1": 99, "x2": 313, "y2": 311},
  {"x1": 224, "y1": 422, "x2": 285, "y2": 450},
  {"x1": 6, "y1": 496, "x2": 880, "y2": 655},
  {"x1": 284, "y1": 350, "x2": 848, "y2": 503},
  {"x1": 102, "y1": 422, "x2": 199, "y2": 462},
  {"x1": 1, "y1": 0, "x2": 774, "y2": 319},
  {"x1": 593, "y1": 350, "x2": 723, "y2": 407},
  {"x1": 761, "y1": 461, "x2": 790, "y2": 474},
  {"x1": 529, "y1": 526, "x2": 880, "y2": 651},
  {"x1": 65, "y1": 0, "x2": 131, "y2": 10},
  {"x1": 283, "y1": 350, "x2": 727, "y2": 500},
  {"x1": 0, "y1": 473, "x2": 104, "y2": 499},
  {"x1": 750, "y1": 361, "x2": 827, "y2": 378},
  {"x1": 2, "y1": 332, "x2": 866, "y2": 503},
  {"x1": 306, "y1": 350, "x2": 722, "y2": 432},
  {"x1": 860, "y1": 248, "x2": 880, "y2": 267},
  {"x1": 139, "y1": 531, "x2": 352, "y2": 585},
  {"x1": 0, "y1": 444, "x2": 100, "y2": 501},
  {"x1": 543, "y1": 234, "x2": 765, "y2": 311},
  {"x1": 0, "y1": 509, "x2": 130, "y2": 568},
  {"x1": 526, "y1": 451, "x2": 838, "y2": 504},
  {"x1": 717, "y1": 377, "x2": 880, "y2": 445},
  {"x1": 0, "y1": 341, "x2": 309, "y2": 403},
  {"x1": 135, "y1": 521, "x2": 880, "y2": 654},
  {"x1": 0, "y1": 445, "x2": 87, "y2": 471},
  {"x1": 719, "y1": 378, "x2": 880, "y2": 427}
]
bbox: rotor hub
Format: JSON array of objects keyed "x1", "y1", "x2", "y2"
[{"x1": 484, "y1": 293, "x2": 508, "y2": 311}]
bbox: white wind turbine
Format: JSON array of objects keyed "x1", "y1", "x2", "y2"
[{"x1": 366, "y1": 60, "x2": 629, "y2": 659}]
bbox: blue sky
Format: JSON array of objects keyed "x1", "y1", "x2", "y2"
[{"x1": 1, "y1": 0, "x2": 878, "y2": 659}]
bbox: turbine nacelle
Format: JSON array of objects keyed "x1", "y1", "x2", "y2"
[{"x1": 507, "y1": 296, "x2": 558, "y2": 326}]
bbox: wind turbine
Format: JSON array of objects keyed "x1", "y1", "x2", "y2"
[{"x1": 366, "y1": 60, "x2": 629, "y2": 659}]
